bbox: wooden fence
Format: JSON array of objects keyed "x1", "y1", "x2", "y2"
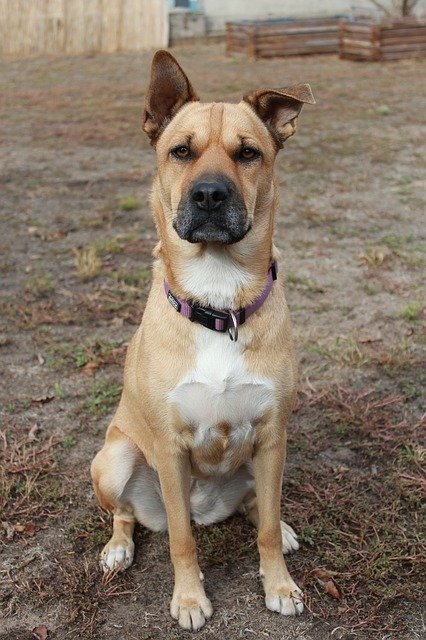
[
  {"x1": 339, "y1": 18, "x2": 426, "y2": 61},
  {"x1": 0, "y1": 0, "x2": 168, "y2": 58},
  {"x1": 226, "y1": 17, "x2": 341, "y2": 59}
]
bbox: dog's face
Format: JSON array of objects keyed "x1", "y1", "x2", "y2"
[{"x1": 142, "y1": 52, "x2": 314, "y2": 246}]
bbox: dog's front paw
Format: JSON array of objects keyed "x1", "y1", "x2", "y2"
[
  {"x1": 100, "y1": 537, "x2": 134, "y2": 573},
  {"x1": 280, "y1": 520, "x2": 300, "y2": 554},
  {"x1": 171, "y1": 590, "x2": 213, "y2": 631},
  {"x1": 265, "y1": 580, "x2": 304, "y2": 616}
]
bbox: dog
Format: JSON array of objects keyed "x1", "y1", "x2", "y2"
[{"x1": 91, "y1": 50, "x2": 315, "y2": 631}]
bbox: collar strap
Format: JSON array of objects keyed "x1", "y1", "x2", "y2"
[{"x1": 164, "y1": 262, "x2": 277, "y2": 336}]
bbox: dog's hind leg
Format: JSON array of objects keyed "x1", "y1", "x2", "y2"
[
  {"x1": 91, "y1": 425, "x2": 167, "y2": 572},
  {"x1": 239, "y1": 490, "x2": 299, "y2": 554}
]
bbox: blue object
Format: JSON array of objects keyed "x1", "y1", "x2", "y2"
[{"x1": 168, "y1": 0, "x2": 200, "y2": 11}]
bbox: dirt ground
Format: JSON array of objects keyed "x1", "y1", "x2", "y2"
[{"x1": 0, "y1": 45, "x2": 425, "y2": 640}]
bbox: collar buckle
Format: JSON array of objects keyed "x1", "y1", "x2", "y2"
[{"x1": 191, "y1": 306, "x2": 229, "y2": 332}]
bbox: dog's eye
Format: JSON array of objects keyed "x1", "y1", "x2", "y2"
[
  {"x1": 172, "y1": 145, "x2": 191, "y2": 159},
  {"x1": 239, "y1": 147, "x2": 260, "y2": 161}
]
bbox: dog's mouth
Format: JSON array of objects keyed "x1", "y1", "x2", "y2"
[{"x1": 174, "y1": 216, "x2": 250, "y2": 245}]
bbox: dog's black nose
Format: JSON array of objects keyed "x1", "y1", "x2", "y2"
[{"x1": 190, "y1": 180, "x2": 229, "y2": 211}]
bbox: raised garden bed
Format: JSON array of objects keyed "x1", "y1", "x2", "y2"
[
  {"x1": 226, "y1": 17, "x2": 342, "y2": 59},
  {"x1": 339, "y1": 18, "x2": 426, "y2": 61}
]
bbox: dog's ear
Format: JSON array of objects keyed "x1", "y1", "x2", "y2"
[
  {"x1": 243, "y1": 84, "x2": 315, "y2": 147},
  {"x1": 142, "y1": 50, "x2": 199, "y2": 144}
]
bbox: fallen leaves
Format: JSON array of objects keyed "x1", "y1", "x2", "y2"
[
  {"x1": 2, "y1": 521, "x2": 38, "y2": 540},
  {"x1": 312, "y1": 568, "x2": 342, "y2": 600},
  {"x1": 32, "y1": 626, "x2": 49, "y2": 640}
]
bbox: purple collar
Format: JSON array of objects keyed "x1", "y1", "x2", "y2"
[{"x1": 164, "y1": 262, "x2": 277, "y2": 342}]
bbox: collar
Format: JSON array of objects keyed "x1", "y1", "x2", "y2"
[{"x1": 163, "y1": 262, "x2": 277, "y2": 342}]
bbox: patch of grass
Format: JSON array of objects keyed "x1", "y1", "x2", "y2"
[
  {"x1": 399, "y1": 301, "x2": 423, "y2": 322},
  {"x1": 0, "y1": 426, "x2": 64, "y2": 523},
  {"x1": 334, "y1": 422, "x2": 351, "y2": 437},
  {"x1": 376, "y1": 104, "x2": 390, "y2": 116},
  {"x1": 305, "y1": 343, "x2": 330, "y2": 357},
  {"x1": 67, "y1": 508, "x2": 111, "y2": 552},
  {"x1": 358, "y1": 245, "x2": 392, "y2": 267},
  {"x1": 25, "y1": 273, "x2": 55, "y2": 297},
  {"x1": 53, "y1": 382, "x2": 65, "y2": 399},
  {"x1": 286, "y1": 272, "x2": 325, "y2": 293},
  {"x1": 298, "y1": 525, "x2": 315, "y2": 546},
  {"x1": 47, "y1": 337, "x2": 125, "y2": 372},
  {"x1": 2, "y1": 397, "x2": 32, "y2": 414},
  {"x1": 119, "y1": 196, "x2": 140, "y2": 211},
  {"x1": 74, "y1": 245, "x2": 102, "y2": 281},
  {"x1": 370, "y1": 141, "x2": 397, "y2": 164},
  {"x1": 114, "y1": 266, "x2": 151, "y2": 287},
  {"x1": 85, "y1": 380, "x2": 122, "y2": 416},
  {"x1": 401, "y1": 379, "x2": 422, "y2": 400},
  {"x1": 333, "y1": 336, "x2": 371, "y2": 367},
  {"x1": 194, "y1": 518, "x2": 255, "y2": 567},
  {"x1": 92, "y1": 237, "x2": 122, "y2": 256},
  {"x1": 381, "y1": 234, "x2": 411, "y2": 250},
  {"x1": 362, "y1": 281, "x2": 380, "y2": 296},
  {"x1": 62, "y1": 435, "x2": 77, "y2": 448},
  {"x1": 289, "y1": 384, "x2": 425, "y2": 632},
  {"x1": 78, "y1": 284, "x2": 147, "y2": 324}
]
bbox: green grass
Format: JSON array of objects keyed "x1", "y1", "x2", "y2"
[
  {"x1": 25, "y1": 273, "x2": 55, "y2": 297},
  {"x1": 93, "y1": 237, "x2": 122, "y2": 256},
  {"x1": 381, "y1": 234, "x2": 411, "y2": 250},
  {"x1": 85, "y1": 380, "x2": 122, "y2": 416},
  {"x1": 53, "y1": 382, "x2": 65, "y2": 399},
  {"x1": 114, "y1": 266, "x2": 151, "y2": 286},
  {"x1": 47, "y1": 338, "x2": 124, "y2": 371},
  {"x1": 119, "y1": 196, "x2": 140, "y2": 211},
  {"x1": 399, "y1": 302, "x2": 423, "y2": 322},
  {"x1": 286, "y1": 272, "x2": 325, "y2": 293},
  {"x1": 62, "y1": 435, "x2": 77, "y2": 448}
]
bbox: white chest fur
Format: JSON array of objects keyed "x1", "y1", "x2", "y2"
[
  {"x1": 180, "y1": 247, "x2": 253, "y2": 309},
  {"x1": 169, "y1": 330, "x2": 275, "y2": 473}
]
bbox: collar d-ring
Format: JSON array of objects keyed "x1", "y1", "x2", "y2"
[{"x1": 228, "y1": 309, "x2": 238, "y2": 342}]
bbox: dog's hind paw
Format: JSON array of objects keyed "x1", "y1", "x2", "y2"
[
  {"x1": 100, "y1": 537, "x2": 134, "y2": 573},
  {"x1": 280, "y1": 520, "x2": 299, "y2": 554}
]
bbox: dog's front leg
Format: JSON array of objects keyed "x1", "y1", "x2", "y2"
[
  {"x1": 156, "y1": 449, "x2": 212, "y2": 631},
  {"x1": 253, "y1": 430, "x2": 304, "y2": 616}
]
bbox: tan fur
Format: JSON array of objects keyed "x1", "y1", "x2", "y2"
[{"x1": 91, "y1": 50, "x2": 314, "y2": 631}]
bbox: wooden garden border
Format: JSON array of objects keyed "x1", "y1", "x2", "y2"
[
  {"x1": 339, "y1": 17, "x2": 426, "y2": 61},
  {"x1": 226, "y1": 17, "x2": 341, "y2": 59}
]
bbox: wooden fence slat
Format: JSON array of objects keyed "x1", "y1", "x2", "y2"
[
  {"x1": 45, "y1": 0, "x2": 65, "y2": 55},
  {"x1": 100, "y1": 0, "x2": 121, "y2": 53},
  {"x1": 380, "y1": 26, "x2": 426, "y2": 38}
]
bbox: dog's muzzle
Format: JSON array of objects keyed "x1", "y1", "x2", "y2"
[{"x1": 173, "y1": 174, "x2": 249, "y2": 244}]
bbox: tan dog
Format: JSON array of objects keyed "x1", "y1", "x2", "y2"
[{"x1": 91, "y1": 50, "x2": 315, "y2": 631}]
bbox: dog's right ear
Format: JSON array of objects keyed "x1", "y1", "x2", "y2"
[{"x1": 142, "y1": 50, "x2": 199, "y2": 145}]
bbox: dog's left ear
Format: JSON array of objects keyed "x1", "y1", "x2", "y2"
[
  {"x1": 142, "y1": 50, "x2": 199, "y2": 144},
  {"x1": 243, "y1": 84, "x2": 315, "y2": 147}
]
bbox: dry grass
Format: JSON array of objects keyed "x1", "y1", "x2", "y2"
[
  {"x1": 289, "y1": 383, "x2": 426, "y2": 633},
  {"x1": 73, "y1": 245, "x2": 102, "y2": 282}
]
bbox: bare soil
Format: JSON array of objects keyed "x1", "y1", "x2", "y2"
[{"x1": 0, "y1": 45, "x2": 425, "y2": 640}]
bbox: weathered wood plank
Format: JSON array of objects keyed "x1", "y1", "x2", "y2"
[{"x1": 340, "y1": 18, "x2": 426, "y2": 61}]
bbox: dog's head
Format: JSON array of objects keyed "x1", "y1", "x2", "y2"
[{"x1": 142, "y1": 51, "x2": 314, "y2": 246}]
